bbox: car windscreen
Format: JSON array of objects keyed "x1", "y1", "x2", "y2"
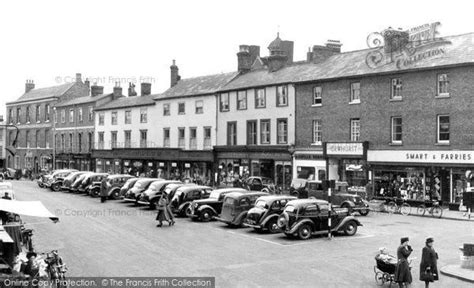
[
  {"x1": 149, "y1": 181, "x2": 163, "y2": 190},
  {"x1": 255, "y1": 200, "x2": 268, "y2": 208},
  {"x1": 134, "y1": 180, "x2": 149, "y2": 189},
  {"x1": 224, "y1": 197, "x2": 236, "y2": 205},
  {"x1": 284, "y1": 205, "x2": 296, "y2": 213},
  {"x1": 261, "y1": 178, "x2": 273, "y2": 185}
]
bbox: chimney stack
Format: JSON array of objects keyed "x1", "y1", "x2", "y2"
[
  {"x1": 90, "y1": 82, "x2": 104, "y2": 97},
  {"x1": 308, "y1": 40, "x2": 342, "y2": 64},
  {"x1": 75, "y1": 73, "x2": 82, "y2": 83},
  {"x1": 237, "y1": 45, "x2": 251, "y2": 73},
  {"x1": 128, "y1": 83, "x2": 137, "y2": 97},
  {"x1": 141, "y1": 82, "x2": 151, "y2": 96},
  {"x1": 84, "y1": 78, "x2": 90, "y2": 89},
  {"x1": 306, "y1": 47, "x2": 313, "y2": 62},
  {"x1": 113, "y1": 82, "x2": 122, "y2": 99},
  {"x1": 25, "y1": 80, "x2": 35, "y2": 93},
  {"x1": 281, "y1": 40, "x2": 294, "y2": 64},
  {"x1": 170, "y1": 60, "x2": 179, "y2": 88}
]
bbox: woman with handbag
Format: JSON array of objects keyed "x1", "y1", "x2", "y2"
[
  {"x1": 395, "y1": 237, "x2": 413, "y2": 288},
  {"x1": 420, "y1": 237, "x2": 439, "y2": 287}
]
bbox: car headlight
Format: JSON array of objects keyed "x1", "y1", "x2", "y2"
[{"x1": 193, "y1": 202, "x2": 198, "y2": 208}]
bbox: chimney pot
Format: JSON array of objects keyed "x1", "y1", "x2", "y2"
[
  {"x1": 170, "y1": 60, "x2": 179, "y2": 88},
  {"x1": 128, "y1": 82, "x2": 137, "y2": 97},
  {"x1": 141, "y1": 82, "x2": 152, "y2": 96},
  {"x1": 76, "y1": 73, "x2": 82, "y2": 83},
  {"x1": 113, "y1": 85, "x2": 123, "y2": 99},
  {"x1": 90, "y1": 83, "x2": 104, "y2": 97},
  {"x1": 25, "y1": 79, "x2": 35, "y2": 93}
]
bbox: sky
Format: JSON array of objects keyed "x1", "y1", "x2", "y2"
[{"x1": 0, "y1": 0, "x2": 472, "y2": 114}]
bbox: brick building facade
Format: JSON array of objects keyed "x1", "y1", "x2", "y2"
[
  {"x1": 294, "y1": 31, "x2": 474, "y2": 206},
  {"x1": 5, "y1": 74, "x2": 89, "y2": 173}
]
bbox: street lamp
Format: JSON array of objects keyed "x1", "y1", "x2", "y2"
[{"x1": 52, "y1": 107, "x2": 56, "y2": 170}]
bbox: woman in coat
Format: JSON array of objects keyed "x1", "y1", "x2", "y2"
[
  {"x1": 395, "y1": 237, "x2": 413, "y2": 288},
  {"x1": 156, "y1": 193, "x2": 175, "y2": 227},
  {"x1": 420, "y1": 237, "x2": 438, "y2": 287}
]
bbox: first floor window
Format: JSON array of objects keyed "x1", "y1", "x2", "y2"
[
  {"x1": 98, "y1": 112, "x2": 104, "y2": 125},
  {"x1": 189, "y1": 127, "x2": 197, "y2": 149},
  {"x1": 195, "y1": 101, "x2": 203, "y2": 114},
  {"x1": 78, "y1": 133, "x2": 83, "y2": 151},
  {"x1": 391, "y1": 78, "x2": 402, "y2": 99},
  {"x1": 78, "y1": 107, "x2": 83, "y2": 122},
  {"x1": 204, "y1": 127, "x2": 211, "y2": 149},
  {"x1": 220, "y1": 93, "x2": 229, "y2": 112},
  {"x1": 69, "y1": 133, "x2": 73, "y2": 150},
  {"x1": 124, "y1": 130, "x2": 131, "y2": 148},
  {"x1": 60, "y1": 134, "x2": 65, "y2": 150},
  {"x1": 140, "y1": 130, "x2": 147, "y2": 148},
  {"x1": 260, "y1": 120, "x2": 270, "y2": 144},
  {"x1": 437, "y1": 74, "x2": 449, "y2": 95},
  {"x1": 276, "y1": 85, "x2": 288, "y2": 106},
  {"x1": 247, "y1": 120, "x2": 257, "y2": 145},
  {"x1": 125, "y1": 110, "x2": 131, "y2": 124},
  {"x1": 88, "y1": 133, "x2": 93, "y2": 151},
  {"x1": 255, "y1": 88, "x2": 266, "y2": 108},
  {"x1": 391, "y1": 117, "x2": 402, "y2": 143},
  {"x1": 140, "y1": 108, "x2": 147, "y2": 123},
  {"x1": 163, "y1": 128, "x2": 170, "y2": 147},
  {"x1": 111, "y1": 111, "x2": 118, "y2": 125},
  {"x1": 227, "y1": 122, "x2": 237, "y2": 145},
  {"x1": 312, "y1": 120, "x2": 322, "y2": 144},
  {"x1": 350, "y1": 82, "x2": 361, "y2": 103},
  {"x1": 163, "y1": 104, "x2": 170, "y2": 116},
  {"x1": 69, "y1": 109, "x2": 74, "y2": 123},
  {"x1": 88, "y1": 106, "x2": 93, "y2": 121},
  {"x1": 111, "y1": 131, "x2": 117, "y2": 148},
  {"x1": 437, "y1": 115, "x2": 450, "y2": 143},
  {"x1": 98, "y1": 132, "x2": 104, "y2": 149},
  {"x1": 350, "y1": 119, "x2": 360, "y2": 141},
  {"x1": 237, "y1": 91, "x2": 247, "y2": 110},
  {"x1": 178, "y1": 103, "x2": 185, "y2": 114},
  {"x1": 277, "y1": 119, "x2": 288, "y2": 144},
  {"x1": 178, "y1": 128, "x2": 185, "y2": 148}
]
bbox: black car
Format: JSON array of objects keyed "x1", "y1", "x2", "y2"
[
  {"x1": 119, "y1": 178, "x2": 140, "y2": 198},
  {"x1": 48, "y1": 169, "x2": 78, "y2": 191},
  {"x1": 61, "y1": 171, "x2": 88, "y2": 192},
  {"x1": 84, "y1": 173, "x2": 109, "y2": 196},
  {"x1": 277, "y1": 199, "x2": 362, "y2": 240},
  {"x1": 186, "y1": 188, "x2": 248, "y2": 221},
  {"x1": 123, "y1": 178, "x2": 161, "y2": 203},
  {"x1": 70, "y1": 172, "x2": 94, "y2": 193},
  {"x1": 170, "y1": 185, "x2": 212, "y2": 217},
  {"x1": 243, "y1": 177, "x2": 279, "y2": 194},
  {"x1": 243, "y1": 195, "x2": 297, "y2": 233},
  {"x1": 137, "y1": 180, "x2": 183, "y2": 209},
  {"x1": 101, "y1": 174, "x2": 136, "y2": 199}
]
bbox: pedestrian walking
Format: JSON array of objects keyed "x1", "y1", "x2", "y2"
[
  {"x1": 395, "y1": 237, "x2": 413, "y2": 288},
  {"x1": 156, "y1": 193, "x2": 174, "y2": 227},
  {"x1": 420, "y1": 237, "x2": 438, "y2": 288}
]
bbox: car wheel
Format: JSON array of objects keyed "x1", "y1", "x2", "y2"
[
  {"x1": 199, "y1": 209, "x2": 213, "y2": 222},
  {"x1": 343, "y1": 221, "x2": 358, "y2": 236},
  {"x1": 266, "y1": 218, "x2": 280, "y2": 233},
  {"x1": 178, "y1": 205, "x2": 189, "y2": 217},
  {"x1": 111, "y1": 190, "x2": 120, "y2": 200},
  {"x1": 52, "y1": 183, "x2": 60, "y2": 192},
  {"x1": 297, "y1": 224, "x2": 312, "y2": 240},
  {"x1": 91, "y1": 189, "x2": 100, "y2": 198}
]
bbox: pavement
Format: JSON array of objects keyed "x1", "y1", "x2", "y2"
[
  {"x1": 441, "y1": 265, "x2": 474, "y2": 283},
  {"x1": 8, "y1": 180, "x2": 474, "y2": 287}
]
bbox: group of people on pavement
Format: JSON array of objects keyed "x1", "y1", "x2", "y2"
[{"x1": 377, "y1": 236, "x2": 439, "y2": 288}]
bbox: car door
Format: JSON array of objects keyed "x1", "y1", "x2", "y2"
[{"x1": 253, "y1": 178, "x2": 263, "y2": 191}]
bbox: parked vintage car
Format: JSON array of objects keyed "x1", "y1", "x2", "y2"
[
  {"x1": 123, "y1": 178, "x2": 161, "y2": 203},
  {"x1": 277, "y1": 199, "x2": 362, "y2": 240},
  {"x1": 243, "y1": 176, "x2": 279, "y2": 194},
  {"x1": 61, "y1": 171, "x2": 88, "y2": 192},
  {"x1": 119, "y1": 178, "x2": 140, "y2": 198},
  {"x1": 137, "y1": 180, "x2": 182, "y2": 209},
  {"x1": 289, "y1": 179, "x2": 370, "y2": 216},
  {"x1": 101, "y1": 174, "x2": 136, "y2": 199},
  {"x1": 186, "y1": 188, "x2": 248, "y2": 222},
  {"x1": 48, "y1": 169, "x2": 78, "y2": 191},
  {"x1": 37, "y1": 171, "x2": 53, "y2": 188},
  {"x1": 243, "y1": 195, "x2": 297, "y2": 233},
  {"x1": 78, "y1": 173, "x2": 108, "y2": 194},
  {"x1": 215, "y1": 191, "x2": 269, "y2": 227},
  {"x1": 169, "y1": 185, "x2": 212, "y2": 217},
  {"x1": 0, "y1": 168, "x2": 21, "y2": 180},
  {"x1": 70, "y1": 172, "x2": 94, "y2": 193}
]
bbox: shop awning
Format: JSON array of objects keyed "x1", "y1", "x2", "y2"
[{"x1": 0, "y1": 199, "x2": 58, "y2": 222}]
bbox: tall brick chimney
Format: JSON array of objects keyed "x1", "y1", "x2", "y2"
[
  {"x1": 75, "y1": 73, "x2": 82, "y2": 83},
  {"x1": 128, "y1": 83, "x2": 137, "y2": 97},
  {"x1": 309, "y1": 40, "x2": 342, "y2": 64},
  {"x1": 237, "y1": 45, "x2": 260, "y2": 73},
  {"x1": 141, "y1": 83, "x2": 151, "y2": 96},
  {"x1": 90, "y1": 82, "x2": 104, "y2": 97},
  {"x1": 25, "y1": 80, "x2": 35, "y2": 93},
  {"x1": 170, "y1": 60, "x2": 180, "y2": 88},
  {"x1": 113, "y1": 82, "x2": 122, "y2": 99}
]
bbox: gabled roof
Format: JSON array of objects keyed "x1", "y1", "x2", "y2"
[
  {"x1": 94, "y1": 94, "x2": 156, "y2": 111},
  {"x1": 9, "y1": 82, "x2": 75, "y2": 104},
  {"x1": 154, "y1": 72, "x2": 239, "y2": 100},
  {"x1": 55, "y1": 93, "x2": 113, "y2": 107},
  {"x1": 221, "y1": 32, "x2": 474, "y2": 91}
]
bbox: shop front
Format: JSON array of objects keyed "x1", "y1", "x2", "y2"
[
  {"x1": 292, "y1": 149, "x2": 326, "y2": 181},
  {"x1": 368, "y1": 149, "x2": 474, "y2": 207},
  {"x1": 91, "y1": 148, "x2": 214, "y2": 185},
  {"x1": 323, "y1": 142, "x2": 369, "y2": 195},
  {"x1": 215, "y1": 145, "x2": 293, "y2": 190}
]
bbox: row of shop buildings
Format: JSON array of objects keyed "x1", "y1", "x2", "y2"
[{"x1": 5, "y1": 28, "x2": 474, "y2": 207}]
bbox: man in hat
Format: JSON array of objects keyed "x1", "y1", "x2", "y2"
[
  {"x1": 395, "y1": 237, "x2": 413, "y2": 288},
  {"x1": 21, "y1": 251, "x2": 40, "y2": 278},
  {"x1": 420, "y1": 237, "x2": 438, "y2": 288}
]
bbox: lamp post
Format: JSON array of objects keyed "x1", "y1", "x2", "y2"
[{"x1": 52, "y1": 107, "x2": 56, "y2": 170}]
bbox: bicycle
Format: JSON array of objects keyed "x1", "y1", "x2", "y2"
[
  {"x1": 417, "y1": 201, "x2": 443, "y2": 218},
  {"x1": 386, "y1": 200, "x2": 411, "y2": 216}
]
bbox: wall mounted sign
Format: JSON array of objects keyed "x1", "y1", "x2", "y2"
[
  {"x1": 325, "y1": 142, "x2": 365, "y2": 156},
  {"x1": 159, "y1": 162, "x2": 165, "y2": 167},
  {"x1": 124, "y1": 161, "x2": 130, "y2": 166},
  {"x1": 148, "y1": 162, "x2": 153, "y2": 167},
  {"x1": 368, "y1": 150, "x2": 474, "y2": 164},
  {"x1": 171, "y1": 162, "x2": 177, "y2": 167},
  {"x1": 185, "y1": 163, "x2": 191, "y2": 168},
  {"x1": 105, "y1": 161, "x2": 110, "y2": 165}
]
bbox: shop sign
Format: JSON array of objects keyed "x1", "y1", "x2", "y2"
[
  {"x1": 159, "y1": 162, "x2": 165, "y2": 167},
  {"x1": 124, "y1": 161, "x2": 130, "y2": 166},
  {"x1": 294, "y1": 153, "x2": 325, "y2": 160},
  {"x1": 171, "y1": 162, "x2": 177, "y2": 167},
  {"x1": 325, "y1": 142, "x2": 365, "y2": 156},
  {"x1": 368, "y1": 150, "x2": 474, "y2": 164},
  {"x1": 97, "y1": 160, "x2": 102, "y2": 165},
  {"x1": 241, "y1": 159, "x2": 249, "y2": 165},
  {"x1": 148, "y1": 162, "x2": 153, "y2": 167},
  {"x1": 105, "y1": 161, "x2": 110, "y2": 165},
  {"x1": 185, "y1": 163, "x2": 191, "y2": 168},
  {"x1": 115, "y1": 161, "x2": 120, "y2": 165}
]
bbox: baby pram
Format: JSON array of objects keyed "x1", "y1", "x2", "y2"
[{"x1": 374, "y1": 256, "x2": 396, "y2": 286}]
